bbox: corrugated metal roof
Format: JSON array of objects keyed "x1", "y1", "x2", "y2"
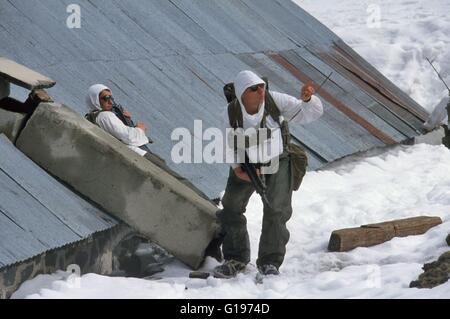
[
  {"x1": 0, "y1": 0, "x2": 428, "y2": 198},
  {"x1": 0, "y1": 135, "x2": 118, "y2": 269}
]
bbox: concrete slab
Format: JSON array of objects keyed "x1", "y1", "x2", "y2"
[
  {"x1": 0, "y1": 78, "x2": 9, "y2": 100},
  {"x1": 0, "y1": 57, "x2": 55, "y2": 90},
  {"x1": 0, "y1": 109, "x2": 26, "y2": 143},
  {"x1": 16, "y1": 103, "x2": 219, "y2": 269}
]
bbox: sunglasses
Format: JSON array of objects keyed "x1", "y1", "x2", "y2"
[
  {"x1": 100, "y1": 95, "x2": 113, "y2": 102},
  {"x1": 248, "y1": 84, "x2": 265, "y2": 92}
]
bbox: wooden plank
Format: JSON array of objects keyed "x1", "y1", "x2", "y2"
[
  {"x1": 0, "y1": 57, "x2": 55, "y2": 90},
  {"x1": 328, "y1": 216, "x2": 443, "y2": 252}
]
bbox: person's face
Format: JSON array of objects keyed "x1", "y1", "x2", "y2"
[
  {"x1": 241, "y1": 83, "x2": 265, "y2": 113},
  {"x1": 99, "y1": 89, "x2": 113, "y2": 111}
]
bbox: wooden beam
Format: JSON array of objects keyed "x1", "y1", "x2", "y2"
[{"x1": 328, "y1": 216, "x2": 442, "y2": 252}]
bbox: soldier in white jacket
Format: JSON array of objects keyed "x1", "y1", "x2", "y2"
[
  {"x1": 85, "y1": 84, "x2": 211, "y2": 202},
  {"x1": 213, "y1": 71, "x2": 323, "y2": 278}
]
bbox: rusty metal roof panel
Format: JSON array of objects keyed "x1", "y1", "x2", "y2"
[
  {"x1": 330, "y1": 40, "x2": 428, "y2": 121},
  {"x1": 287, "y1": 48, "x2": 423, "y2": 138},
  {"x1": 0, "y1": 136, "x2": 118, "y2": 269},
  {"x1": 276, "y1": 50, "x2": 417, "y2": 139},
  {"x1": 314, "y1": 44, "x2": 427, "y2": 128}
]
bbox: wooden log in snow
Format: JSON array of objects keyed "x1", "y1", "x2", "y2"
[{"x1": 328, "y1": 216, "x2": 443, "y2": 252}]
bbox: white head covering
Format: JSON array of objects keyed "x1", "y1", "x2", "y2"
[
  {"x1": 234, "y1": 70, "x2": 265, "y2": 109},
  {"x1": 86, "y1": 84, "x2": 111, "y2": 111}
]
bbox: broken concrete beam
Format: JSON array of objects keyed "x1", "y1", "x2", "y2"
[
  {"x1": 328, "y1": 216, "x2": 442, "y2": 252},
  {"x1": 16, "y1": 103, "x2": 219, "y2": 269},
  {"x1": 0, "y1": 108, "x2": 26, "y2": 144},
  {"x1": 0, "y1": 57, "x2": 55, "y2": 90},
  {"x1": 0, "y1": 77, "x2": 10, "y2": 100}
]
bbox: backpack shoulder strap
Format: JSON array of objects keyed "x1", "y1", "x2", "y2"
[
  {"x1": 227, "y1": 99, "x2": 243, "y2": 129},
  {"x1": 265, "y1": 92, "x2": 291, "y2": 147},
  {"x1": 84, "y1": 110, "x2": 103, "y2": 125},
  {"x1": 264, "y1": 92, "x2": 281, "y2": 126}
]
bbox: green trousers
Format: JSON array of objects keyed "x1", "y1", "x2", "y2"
[{"x1": 219, "y1": 156, "x2": 294, "y2": 269}]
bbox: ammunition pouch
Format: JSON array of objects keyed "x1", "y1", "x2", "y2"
[{"x1": 287, "y1": 143, "x2": 307, "y2": 191}]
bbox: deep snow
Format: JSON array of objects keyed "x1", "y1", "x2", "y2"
[
  {"x1": 298, "y1": 0, "x2": 450, "y2": 113},
  {"x1": 12, "y1": 0, "x2": 450, "y2": 299},
  {"x1": 13, "y1": 143, "x2": 450, "y2": 299}
]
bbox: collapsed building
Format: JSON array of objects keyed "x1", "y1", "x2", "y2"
[{"x1": 0, "y1": 0, "x2": 436, "y2": 298}]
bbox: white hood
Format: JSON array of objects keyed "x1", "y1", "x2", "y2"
[
  {"x1": 86, "y1": 84, "x2": 111, "y2": 111},
  {"x1": 234, "y1": 70, "x2": 265, "y2": 112}
]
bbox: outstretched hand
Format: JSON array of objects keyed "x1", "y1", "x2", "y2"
[
  {"x1": 233, "y1": 166, "x2": 260, "y2": 182},
  {"x1": 123, "y1": 110, "x2": 131, "y2": 118},
  {"x1": 136, "y1": 122, "x2": 146, "y2": 131}
]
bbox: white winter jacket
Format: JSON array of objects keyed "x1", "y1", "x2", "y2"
[
  {"x1": 86, "y1": 84, "x2": 149, "y2": 156},
  {"x1": 225, "y1": 70, "x2": 323, "y2": 168}
]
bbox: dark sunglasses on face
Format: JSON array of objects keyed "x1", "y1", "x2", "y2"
[
  {"x1": 248, "y1": 84, "x2": 264, "y2": 92},
  {"x1": 100, "y1": 95, "x2": 113, "y2": 102}
]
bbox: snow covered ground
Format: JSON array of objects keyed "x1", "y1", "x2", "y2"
[
  {"x1": 13, "y1": 143, "x2": 450, "y2": 299},
  {"x1": 298, "y1": 0, "x2": 450, "y2": 113},
  {"x1": 13, "y1": 0, "x2": 450, "y2": 298}
]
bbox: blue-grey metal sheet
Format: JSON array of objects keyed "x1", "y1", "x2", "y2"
[
  {"x1": 111, "y1": 0, "x2": 214, "y2": 56},
  {"x1": 0, "y1": 172, "x2": 80, "y2": 246},
  {"x1": 170, "y1": 0, "x2": 296, "y2": 54},
  {"x1": 0, "y1": 136, "x2": 118, "y2": 268},
  {"x1": 311, "y1": 44, "x2": 427, "y2": 129},
  {"x1": 278, "y1": 49, "x2": 416, "y2": 139},
  {"x1": 273, "y1": 0, "x2": 340, "y2": 42},
  {"x1": 0, "y1": 0, "x2": 429, "y2": 198},
  {"x1": 242, "y1": 0, "x2": 337, "y2": 47},
  {"x1": 330, "y1": 39, "x2": 428, "y2": 121}
]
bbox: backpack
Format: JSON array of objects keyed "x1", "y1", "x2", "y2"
[
  {"x1": 85, "y1": 110, "x2": 103, "y2": 125},
  {"x1": 223, "y1": 78, "x2": 307, "y2": 191}
]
